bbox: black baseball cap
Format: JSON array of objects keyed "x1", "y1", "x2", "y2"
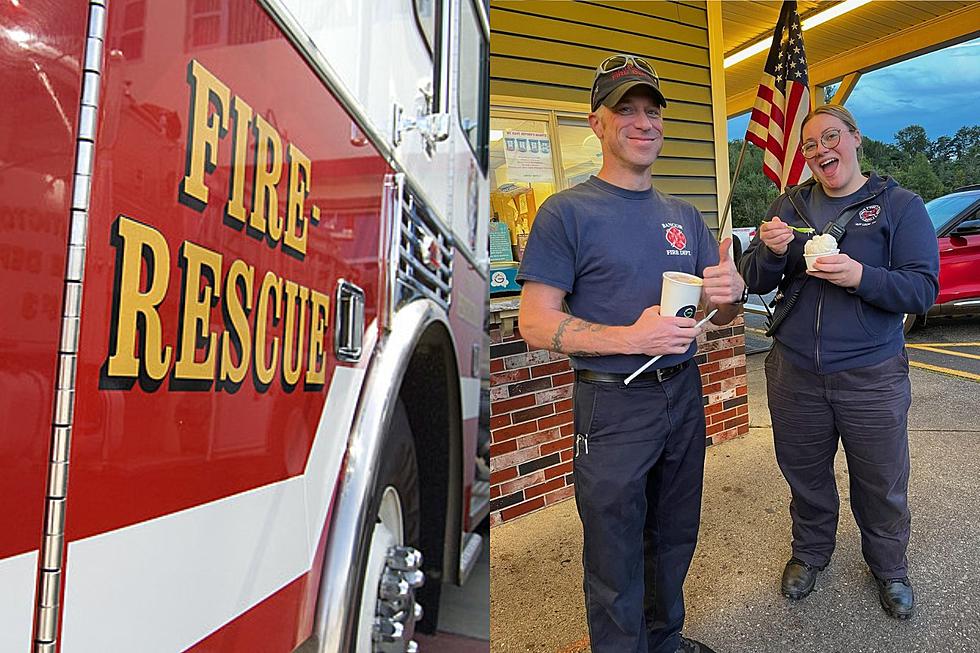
[{"x1": 590, "y1": 54, "x2": 667, "y2": 112}]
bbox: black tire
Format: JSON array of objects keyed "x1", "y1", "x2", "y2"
[
  {"x1": 902, "y1": 313, "x2": 920, "y2": 336},
  {"x1": 355, "y1": 400, "x2": 421, "y2": 651},
  {"x1": 373, "y1": 401, "x2": 420, "y2": 547}
]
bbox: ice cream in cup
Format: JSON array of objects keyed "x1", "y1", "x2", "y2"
[{"x1": 803, "y1": 234, "x2": 839, "y2": 272}]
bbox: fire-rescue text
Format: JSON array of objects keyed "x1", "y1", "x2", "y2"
[{"x1": 103, "y1": 60, "x2": 329, "y2": 391}]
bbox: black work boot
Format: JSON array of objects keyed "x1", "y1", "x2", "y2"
[
  {"x1": 780, "y1": 557, "x2": 824, "y2": 600},
  {"x1": 677, "y1": 635, "x2": 717, "y2": 653},
  {"x1": 876, "y1": 576, "x2": 914, "y2": 619}
]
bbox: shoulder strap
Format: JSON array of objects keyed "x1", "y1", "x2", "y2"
[
  {"x1": 823, "y1": 203, "x2": 866, "y2": 242},
  {"x1": 764, "y1": 275, "x2": 807, "y2": 337}
]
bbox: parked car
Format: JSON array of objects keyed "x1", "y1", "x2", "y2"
[
  {"x1": 905, "y1": 185, "x2": 980, "y2": 333},
  {"x1": 732, "y1": 226, "x2": 756, "y2": 265}
]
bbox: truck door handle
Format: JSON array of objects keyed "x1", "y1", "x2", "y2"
[{"x1": 335, "y1": 280, "x2": 366, "y2": 362}]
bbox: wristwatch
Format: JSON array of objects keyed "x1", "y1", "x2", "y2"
[{"x1": 733, "y1": 285, "x2": 749, "y2": 305}]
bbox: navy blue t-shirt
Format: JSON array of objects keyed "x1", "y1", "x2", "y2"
[{"x1": 517, "y1": 176, "x2": 718, "y2": 374}]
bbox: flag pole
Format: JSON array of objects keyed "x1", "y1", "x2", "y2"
[
  {"x1": 729, "y1": 0, "x2": 811, "y2": 242},
  {"x1": 716, "y1": 137, "x2": 749, "y2": 243},
  {"x1": 720, "y1": 137, "x2": 776, "y2": 326}
]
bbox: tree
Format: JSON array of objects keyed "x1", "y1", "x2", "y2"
[
  {"x1": 894, "y1": 152, "x2": 944, "y2": 201},
  {"x1": 822, "y1": 84, "x2": 838, "y2": 105},
  {"x1": 728, "y1": 140, "x2": 779, "y2": 227},
  {"x1": 728, "y1": 122, "x2": 980, "y2": 223},
  {"x1": 949, "y1": 126, "x2": 980, "y2": 190},
  {"x1": 861, "y1": 136, "x2": 904, "y2": 175},
  {"x1": 924, "y1": 126, "x2": 980, "y2": 192},
  {"x1": 952, "y1": 125, "x2": 980, "y2": 158},
  {"x1": 928, "y1": 135, "x2": 956, "y2": 162},
  {"x1": 895, "y1": 125, "x2": 929, "y2": 158}
]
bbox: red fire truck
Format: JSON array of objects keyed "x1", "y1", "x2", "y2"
[{"x1": 0, "y1": 0, "x2": 490, "y2": 651}]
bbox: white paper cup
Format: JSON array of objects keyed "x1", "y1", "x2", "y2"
[
  {"x1": 804, "y1": 249, "x2": 839, "y2": 272},
  {"x1": 661, "y1": 271, "x2": 703, "y2": 319}
]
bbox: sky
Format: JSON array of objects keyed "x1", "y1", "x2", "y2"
[{"x1": 728, "y1": 36, "x2": 980, "y2": 144}]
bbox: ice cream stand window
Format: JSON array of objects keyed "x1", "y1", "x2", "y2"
[
  {"x1": 489, "y1": 109, "x2": 602, "y2": 295},
  {"x1": 489, "y1": 113, "x2": 555, "y2": 294}
]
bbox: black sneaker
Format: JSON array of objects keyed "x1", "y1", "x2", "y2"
[
  {"x1": 677, "y1": 635, "x2": 717, "y2": 653},
  {"x1": 876, "y1": 576, "x2": 914, "y2": 619}
]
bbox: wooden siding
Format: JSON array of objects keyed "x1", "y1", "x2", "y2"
[{"x1": 490, "y1": 0, "x2": 720, "y2": 227}]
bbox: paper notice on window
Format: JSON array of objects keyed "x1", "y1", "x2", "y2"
[{"x1": 503, "y1": 130, "x2": 554, "y2": 182}]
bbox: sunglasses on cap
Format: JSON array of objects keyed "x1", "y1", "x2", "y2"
[{"x1": 594, "y1": 54, "x2": 659, "y2": 81}]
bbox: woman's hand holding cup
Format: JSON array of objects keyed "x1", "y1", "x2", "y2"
[{"x1": 760, "y1": 216, "x2": 794, "y2": 256}]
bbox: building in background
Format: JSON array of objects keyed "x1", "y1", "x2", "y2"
[{"x1": 487, "y1": 0, "x2": 747, "y2": 526}]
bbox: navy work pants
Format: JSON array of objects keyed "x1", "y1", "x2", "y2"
[
  {"x1": 572, "y1": 362, "x2": 706, "y2": 653},
  {"x1": 765, "y1": 343, "x2": 912, "y2": 579}
]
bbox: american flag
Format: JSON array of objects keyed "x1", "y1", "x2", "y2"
[{"x1": 745, "y1": 1, "x2": 812, "y2": 190}]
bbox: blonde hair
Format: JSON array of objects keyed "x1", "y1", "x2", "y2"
[
  {"x1": 801, "y1": 104, "x2": 859, "y2": 132},
  {"x1": 801, "y1": 104, "x2": 862, "y2": 159}
]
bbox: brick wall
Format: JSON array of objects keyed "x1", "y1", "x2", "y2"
[{"x1": 489, "y1": 313, "x2": 749, "y2": 527}]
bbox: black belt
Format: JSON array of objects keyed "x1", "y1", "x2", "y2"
[{"x1": 576, "y1": 360, "x2": 689, "y2": 385}]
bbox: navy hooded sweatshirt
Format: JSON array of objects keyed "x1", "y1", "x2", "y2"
[{"x1": 739, "y1": 172, "x2": 939, "y2": 374}]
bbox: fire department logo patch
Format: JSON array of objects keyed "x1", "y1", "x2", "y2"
[
  {"x1": 859, "y1": 205, "x2": 881, "y2": 223},
  {"x1": 665, "y1": 225, "x2": 687, "y2": 250}
]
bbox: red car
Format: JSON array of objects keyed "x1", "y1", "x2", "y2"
[{"x1": 905, "y1": 185, "x2": 980, "y2": 333}]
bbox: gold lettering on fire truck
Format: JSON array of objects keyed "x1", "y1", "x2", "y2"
[
  {"x1": 225, "y1": 96, "x2": 254, "y2": 227},
  {"x1": 179, "y1": 60, "x2": 230, "y2": 211},
  {"x1": 306, "y1": 289, "x2": 330, "y2": 386},
  {"x1": 107, "y1": 217, "x2": 173, "y2": 381},
  {"x1": 174, "y1": 241, "x2": 223, "y2": 381},
  {"x1": 250, "y1": 113, "x2": 284, "y2": 243},
  {"x1": 285, "y1": 143, "x2": 319, "y2": 257},
  {"x1": 102, "y1": 59, "x2": 333, "y2": 393},
  {"x1": 282, "y1": 280, "x2": 309, "y2": 388},
  {"x1": 219, "y1": 260, "x2": 254, "y2": 385},
  {"x1": 179, "y1": 59, "x2": 320, "y2": 257},
  {"x1": 254, "y1": 271, "x2": 282, "y2": 388}
]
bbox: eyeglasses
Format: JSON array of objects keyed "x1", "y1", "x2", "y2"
[
  {"x1": 801, "y1": 128, "x2": 847, "y2": 159},
  {"x1": 595, "y1": 54, "x2": 658, "y2": 81}
]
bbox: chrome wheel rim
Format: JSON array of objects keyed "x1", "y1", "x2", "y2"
[{"x1": 356, "y1": 487, "x2": 424, "y2": 652}]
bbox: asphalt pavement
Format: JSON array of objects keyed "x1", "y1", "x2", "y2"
[{"x1": 490, "y1": 316, "x2": 980, "y2": 653}]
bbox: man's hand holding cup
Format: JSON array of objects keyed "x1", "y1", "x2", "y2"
[
  {"x1": 627, "y1": 272, "x2": 706, "y2": 357},
  {"x1": 628, "y1": 305, "x2": 700, "y2": 357}
]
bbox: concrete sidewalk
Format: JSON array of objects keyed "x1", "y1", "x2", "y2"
[
  {"x1": 418, "y1": 525, "x2": 490, "y2": 650},
  {"x1": 490, "y1": 351, "x2": 980, "y2": 653}
]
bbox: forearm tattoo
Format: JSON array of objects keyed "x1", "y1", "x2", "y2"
[{"x1": 551, "y1": 316, "x2": 604, "y2": 356}]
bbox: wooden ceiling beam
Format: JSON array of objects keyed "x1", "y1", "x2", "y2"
[
  {"x1": 830, "y1": 72, "x2": 861, "y2": 106},
  {"x1": 727, "y1": 3, "x2": 980, "y2": 116}
]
